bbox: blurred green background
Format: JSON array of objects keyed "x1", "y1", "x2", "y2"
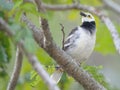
[{"x1": 0, "y1": 0, "x2": 120, "y2": 90}]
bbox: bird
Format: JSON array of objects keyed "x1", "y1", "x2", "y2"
[{"x1": 51, "y1": 11, "x2": 96, "y2": 83}]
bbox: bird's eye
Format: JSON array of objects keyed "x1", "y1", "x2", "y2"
[{"x1": 88, "y1": 15, "x2": 91, "y2": 18}]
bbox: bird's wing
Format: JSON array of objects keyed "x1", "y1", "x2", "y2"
[{"x1": 64, "y1": 27, "x2": 80, "y2": 51}]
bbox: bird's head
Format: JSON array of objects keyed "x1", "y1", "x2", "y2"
[{"x1": 80, "y1": 12, "x2": 95, "y2": 23}]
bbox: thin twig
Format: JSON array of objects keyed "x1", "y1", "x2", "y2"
[
  {"x1": 7, "y1": 46, "x2": 23, "y2": 90},
  {"x1": 60, "y1": 23, "x2": 65, "y2": 50}
]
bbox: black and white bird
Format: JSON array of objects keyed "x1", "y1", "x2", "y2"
[{"x1": 51, "y1": 11, "x2": 96, "y2": 83}]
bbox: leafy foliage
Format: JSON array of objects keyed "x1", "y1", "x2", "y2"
[
  {"x1": 29, "y1": 65, "x2": 55, "y2": 90},
  {"x1": 0, "y1": 32, "x2": 11, "y2": 77},
  {"x1": 83, "y1": 65, "x2": 110, "y2": 89}
]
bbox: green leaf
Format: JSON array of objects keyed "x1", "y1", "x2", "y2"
[
  {"x1": 30, "y1": 68, "x2": 53, "y2": 89},
  {"x1": 30, "y1": 71, "x2": 41, "y2": 87}
]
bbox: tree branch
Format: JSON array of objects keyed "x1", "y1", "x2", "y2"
[
  {"x1": 21, "y1": 14, "x2": 45, "y2": 47},
  {"x1": 102, "y1": 0, "x2": 120, "y2": 14},
  {"x1": 42, "y1": 3, "x2": 96, "y2": 12},
  {"x1": 18, "y1": 41, "x2": 60, "y2": 90},
  {"x1": 0, "y1": 17, "x2": 60, "y2": 90},
  {"x1": 7, "y1": 46, "x2": 23, "y2": 90}
]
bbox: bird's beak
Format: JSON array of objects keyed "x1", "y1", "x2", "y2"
[{"x1": 80, "y1": 12, "x2": 86, "y2": 17}]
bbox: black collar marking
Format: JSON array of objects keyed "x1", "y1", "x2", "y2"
[{"x1": 81, "y1": 21, "x2": 96, "y2": 34}]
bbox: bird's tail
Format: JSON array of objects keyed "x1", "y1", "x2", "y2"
[{"x1": 50, "y1": 67, "x2": 63, "y2": 84}]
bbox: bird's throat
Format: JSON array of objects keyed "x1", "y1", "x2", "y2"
[{"x1": 81, "y1": 21, "x2": 96, "y2": 34}]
